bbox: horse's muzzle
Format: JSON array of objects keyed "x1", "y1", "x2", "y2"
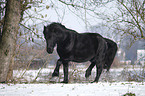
[{"x1": 47, "y1": 48, "x2": 53, "y2": 54}]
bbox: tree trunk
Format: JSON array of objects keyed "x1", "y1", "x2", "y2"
[{"x1": 0, "y1": 0, "x2": 21, "y2": 82}]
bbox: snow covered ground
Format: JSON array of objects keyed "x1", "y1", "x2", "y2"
[
  {"x1": 0, "y1": 68, "x2": 145, "y2": 96},
  {"x1": 13, "y1": 67, "x2": 145, "y2": 83},
  {"x1": 0, "y1": 82, "x2": 145, "y2": 96}
]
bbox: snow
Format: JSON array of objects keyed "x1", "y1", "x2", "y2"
[
  {"x1": 0, "y1": 82, "x2": 145, "y2": 96},
  {"x1": 0, "y1": 68, "x2": 145, "y2": 96},
  {"x1": 13, "y1": 68, "x2": 145, "y2": 83}
]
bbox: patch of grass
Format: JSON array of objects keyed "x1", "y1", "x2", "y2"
[{"x1": 123, "y1": 92, "x2": 136, "y2": 96}]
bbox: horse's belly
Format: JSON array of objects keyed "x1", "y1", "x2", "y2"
[{"x1": 73, "y1": 51, "x2": 95, "y2": 62}]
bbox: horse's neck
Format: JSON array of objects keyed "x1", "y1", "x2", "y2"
[{"x1": 57, "y1": 32, "x2": 76, "y2": 50}]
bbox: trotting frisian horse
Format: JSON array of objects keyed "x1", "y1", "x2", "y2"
[{"x1": 43, "y1": 22, "x2": 117, "y2": 83}]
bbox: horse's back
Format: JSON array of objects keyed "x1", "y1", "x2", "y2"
[
  {"x1": 57, "y1": 32, "x2": 103, "y2": 62},
  {"x1": 80, "y1": 33, "x2": 103, "y2": 38}
]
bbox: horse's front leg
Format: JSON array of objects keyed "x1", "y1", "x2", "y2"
[
  {"x1": 62, "y1": 60, "x2": 69, "y2": 83},
  {"x1": 52, "y1": 59, "x2": 62, "y2": 77}
]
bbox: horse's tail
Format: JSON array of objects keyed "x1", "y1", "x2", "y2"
[{"x1": 104, "y1": 38, "x2": 118, "y2": 71}]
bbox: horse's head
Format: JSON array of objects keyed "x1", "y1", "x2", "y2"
[
  {"x1": 43, "y1": 23, "x2": 67, "y2": 54},
  {"x1": 43, "y1": 25, "x2": 57, "y2": 54}
]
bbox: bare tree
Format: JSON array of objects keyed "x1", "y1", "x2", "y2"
[
  {"x1": 0, "y1": 0, "x2": 46, "y2": 83},
  {"x1": 58, "y1": 0, "x2": 144, "y2": 41},
  {"x1": 0, "y1": 0, "x2": 21, "y2": 82},
  {"x1": 57, "y1": 0, "x2": 114, "y2": 30},
  {"x1": 105, "y1": 0, "x2": 145, "y2": 41}
]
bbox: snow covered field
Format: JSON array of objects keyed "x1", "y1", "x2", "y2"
[
  {"x1": 0, "y1": 82, "x2": 145, "y2": 96},
  {"x1": 0, "y1": 68, "x2": 145, "y2": 96},
  {"x1": 12, "y1": 67, "x2": 145, "y2": 83}
]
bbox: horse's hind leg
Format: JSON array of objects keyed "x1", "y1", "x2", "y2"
[
  {"x1": 52, "y1": 59, "x2": 62, "y2": 77},
  {"x1": 85, "y1": 61, "x2": 96, "y2": 78},
  {"x1": 93, "y1": 63, "x2": 104, "y2": 83}
]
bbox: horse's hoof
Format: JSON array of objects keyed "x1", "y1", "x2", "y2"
[
  {"x1": 61, "y1": 81, "x2": 68, "y2": 83},
  {"x1": 52, "y1": 72, "x2": 59, "y2": 77},
  {"x1": 91, "y1": 80, "x2": 98, "y2": 83},
  {"x1": 49, "y1": 81, "x2": 56, "y2": 83}
]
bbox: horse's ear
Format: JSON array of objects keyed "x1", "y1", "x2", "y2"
[{"x1": 44, "y1": 26, "x2": 46, "y2": 29}]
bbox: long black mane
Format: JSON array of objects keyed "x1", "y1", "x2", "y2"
[
  {"x1": 43, "y1": 22, "x2": 117, "y2": 83},
  {"x1": 48, "y1": 22, "x2": 78, "y2": 34}
]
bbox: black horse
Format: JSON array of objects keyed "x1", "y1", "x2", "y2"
[{"x1": 43, "y1": 22, "x2": 117, "y2": 83}]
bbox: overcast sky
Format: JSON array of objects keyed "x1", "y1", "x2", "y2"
[{"x1": 24, "y1": 0, "x2": 117, "y2": 33}]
